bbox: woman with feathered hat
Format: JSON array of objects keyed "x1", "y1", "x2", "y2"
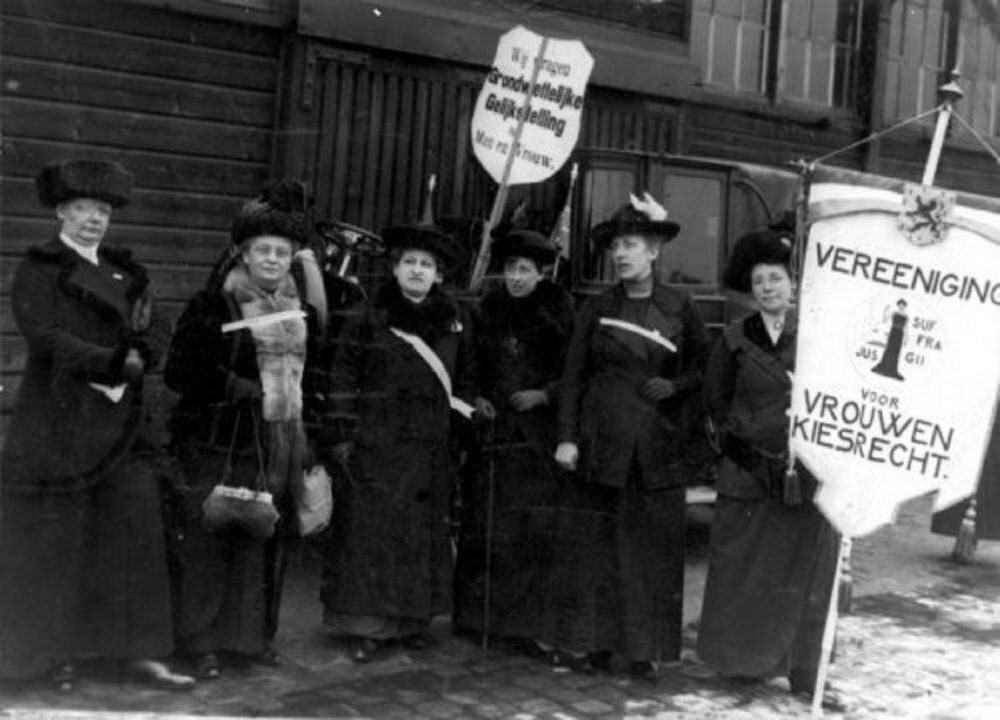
[
  {"x1": 551, "y1": 194, "x2": 709, "y2": 682},
  {"x1": 320, "y1": 220, "x2": 486, "y2": 663},
  {"x1": 453, "y1": 229, "x2": 575, "y2": 650},
  {"x1": 0, "y1": 160, "x2": 193, "y2": 690},
  {"x1": 163, "y1": 180, "x2": 321, "y2": 680},
  {"x1": 696, "y1": 224, "x2": 843, "y2": 711}
]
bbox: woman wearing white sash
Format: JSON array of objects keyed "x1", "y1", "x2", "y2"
[
  {"x1": 321, "y1": 222, "x2": 483, "y2": 662},
  {"x1": 552, "y1": 194, "x2": 709, "y2": 682}
]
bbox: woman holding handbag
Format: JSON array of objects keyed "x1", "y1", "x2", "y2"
[
  {"x1": 163, "y1": 180, "x2": 322, "y2": 680},
  {"x1": 320, "y1": 221, "x2": 486, "y2": 663}
]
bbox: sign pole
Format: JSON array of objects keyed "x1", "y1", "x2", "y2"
[
  {"x1": 469, "y1": 37, "x2": 550, "y2": 291},
  {"x1": 921, "y1": 71, "x2": 964, "y2": 186},
  {"x1": 811, "y1": 536, "x2": 847, "y2": 718}
]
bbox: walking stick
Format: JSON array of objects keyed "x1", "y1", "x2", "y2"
[{"x1": 481, "y1": 418, "x2": 497, "y2": 659}]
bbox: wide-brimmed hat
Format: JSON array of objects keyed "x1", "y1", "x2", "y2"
[
  {"x1": 492, "y1": 229, "x2": 557, "y2": 268},
  {"x1": 231, "y1": 179, "x2": 308, "y2": 247},
  {"x1": 723, "y1": 228, "x2": 794, "y2": 293},
  {"x1": 382, "y1": 222, "x2": 460, "y2": 269},
  {"x1": 591, "y1": 204, "x2": 680, "y2": 249},
  {"x1": 36, "y1": 160, "x2": 133, "y2": 208}
]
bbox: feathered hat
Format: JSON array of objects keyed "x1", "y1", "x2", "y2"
[
  {"x1": 722, "y1": 214, "x2": 795, "y2": 293},
  {"x1": 590, "y1": 191, "x2": 680, "y2": 249},
  {"x1": 230, "y1": 179, "x2": 308, "y2": 247},
  {"x1": 36, "y1": 159, "x2": 133, "y2": 208}
]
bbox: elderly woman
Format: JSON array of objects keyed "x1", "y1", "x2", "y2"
[
  {"x1": 453, "y1": 230, "x2": 575, "y2": 650},
  {"x1": 552, "y1": 195, "x2": 709, "y2": 682},
  {"x1": 0, "y1": 160, "x2": 193, "y2": 690},
  {"x1": 696, "y1": 228, "x2": 842, "y2": 710},
  {"x1": 321, "y1": 222, "x2": 481, "y2": 663},
  {"x1": 163, "y1": 180, "x2": 318, "y2": 680}
]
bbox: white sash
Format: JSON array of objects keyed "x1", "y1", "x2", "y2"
[
  {"x1": 598, "y1": 317, "x2": 677, "y2": 352},
  {"x1": 222, "y1": 309, "x2": 307, "y2": 334},
  {"x1": 389, "y1": 327, "x2": 475, "y2": 419}
]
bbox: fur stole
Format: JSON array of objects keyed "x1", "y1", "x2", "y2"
[{"x1": 478, "y1": 279, "x2": 573, "y2": 357}]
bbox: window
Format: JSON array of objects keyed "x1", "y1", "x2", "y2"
[
  {"x1": 691, "y1": 0, "x2": 863, "y2": 109},
  {"x1": 883, "y1": 0, "x2": 1000, "y2": 139}
]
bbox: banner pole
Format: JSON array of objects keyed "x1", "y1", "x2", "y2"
[
  {"x1": 921, "y1": 71, "x2": 964, "y2": 186},
  {"x1": 469, "y1": 37, "x2": 551, "y2": 291},
  {"x1": 811, "y1": 535, "x2": 849, "y2": 718}
]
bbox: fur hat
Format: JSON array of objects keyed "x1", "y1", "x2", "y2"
[
  {"x1": 382, "y1": 222, "x2": 461, "y2": 269},
  {"x1": 492, "y1": 229, "x2": 557, "y2": 268},
  {"x1": 590, "y1": 204, "x2": 680, "y2": 249},
  {"x1": 230, "y1": 179, "x2": 308, "y2": 247},
  {"x1": 723, "y1": 228, "x2": 794, "y2": 293},
  {"x1": 36, "y1": 160, "x2": 133, "y2": 208}
]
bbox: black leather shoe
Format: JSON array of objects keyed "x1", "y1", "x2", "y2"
[
  {"x1": 51, "y1": 662, "x2": 76, "y2": 692},
  {"x1": 628, "y1": 661, "x2": 657, "y2": 684},
  {"x1": 349, "y1": 637, "x2": 379, "y2": 664}
]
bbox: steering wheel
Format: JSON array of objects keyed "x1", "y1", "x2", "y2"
[{"x1": 315, "y1": 221, "x2": 386, "y2": 258}]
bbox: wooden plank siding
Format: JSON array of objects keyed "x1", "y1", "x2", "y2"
[
  {"x1": 0, "y1": 0, "x2": 282, "y2": 435},
  {"x1": 280, "y1": 38, "x2": 682, "y2": 288}
]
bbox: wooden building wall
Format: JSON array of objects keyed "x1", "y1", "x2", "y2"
[{"x1": 0, "y1": 0, "x2": 282, "y2": 438}]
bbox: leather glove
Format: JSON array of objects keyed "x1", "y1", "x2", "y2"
[
  {"x1": 473, "y1": 397, "x2": 497, "y2": 423},
  {"x1": 331, "y1": 441, "x2": 355, "y2": 466},
  {"x1": 509, "y1": 389, "x2": 548, "y2": 412},
  {"x1": 554, "y1": 442, "x2": 579, "y2": 472},
  {"x1": 640, "y1": 377, "x2": 676, "y2": 402},
  {"x1": 120, "y1": 349, "x2": 146, "y2": 384},
  {"x1": 228, "y1": 377, "x2": 264, "y2": 403}
]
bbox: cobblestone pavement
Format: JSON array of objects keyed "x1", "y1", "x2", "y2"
[{"x1": 2, "y1": 495, "x2": 998, "y2": 719}]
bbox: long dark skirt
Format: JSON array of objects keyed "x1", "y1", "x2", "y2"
[
  {"x1": 697, "y1": 494, "x2": 839, "y2": 691},
  {"x1": 0, "y1": 456, "x2": 174, "y2": 680},
  {"x1": 545, "y1": 462, "x2": 686, "y2": 663},
  {"x1": 321, "y1": 440, "x2": 454, "y2": 629},
  {"x1": 453, "y1": 434, "x2": 562, "y2": 640},
  {"x1": 165, "y1": 448, "x2": 293, "y2": 656}
]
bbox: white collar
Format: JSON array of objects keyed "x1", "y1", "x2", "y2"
[{"x1": 60, "y1": 233, "x2": 100, "y2": 265}]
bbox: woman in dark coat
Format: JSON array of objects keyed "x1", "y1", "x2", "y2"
[
  {"x1": 453, "y1": 230, "x2": 575, "y2": 647},
  {"x1": 163, "y1": 180, "x2": 319, "y2": 679},
  {"x1": 696, "y1": 228, "x2": 842, "y2": 709},
  {"x1": 552, "y1": 195, "x2": 709, "y2": 682},
  {"x1": 321, "y1": 223, "x2": 482, "y2": 663},
  {"x1": 0, "y1": 160, "x2": 193, "y2": 690}
]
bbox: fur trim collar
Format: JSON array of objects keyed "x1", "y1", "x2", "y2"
[
  {"x1": 29, "y1": 237, "x2": 150, "y2": 303},
  {"x1": 374, "y1": 281, "x2": 460, "y2": 342}
]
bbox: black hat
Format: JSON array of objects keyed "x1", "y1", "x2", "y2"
[
  {"x1": 492, "y1": 230, "x2": 557, "y2": 267},
  {"x1": 723, "y1": 229, "x2": 794, "y2": 293},
  {"x1": 231, "y1": 179, "x2": 308, "y2": 247},
  {"x1": 36, "y1": 160, "x2": 133, "y2": 208},
  {"x1": 590, "y1": 204, "x2": 680, "y2": 249},
  {"x1": 382, "y1": 222, "x2": 460, "y2": 269}
]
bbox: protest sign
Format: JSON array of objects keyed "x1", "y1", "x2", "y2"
[
  {"x1": 470, "y1": 25, "x2": 593, "y2": 186},
  {"x1": 790, "y1": 165, "x2": 1000, "y2": 537}
]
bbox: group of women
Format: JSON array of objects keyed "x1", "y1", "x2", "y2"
[{"x1": 1, "y1": 159, "x2": 842, "y2": 709}]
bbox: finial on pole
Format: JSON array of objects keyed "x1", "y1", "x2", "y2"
[{"x1": 921, "y1": 69, "x2": 965, "y2": 186}]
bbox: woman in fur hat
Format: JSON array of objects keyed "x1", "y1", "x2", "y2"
[
  {"x1": 696, "y1": 227, "x2": 843, "y2": 711},
  {"x1": 0, "y1": 160, "x2": 193, "y2": 690},
  {"x1": 321, "y1": 222, "x2": 484, "y2": 663},
  {"x1": 453, "y1": 230, "x2": 575, "y2": 650},
  {"x1": 163, "y1": 180, "x2": 321, "y2": 680},
  {"x1": 552, "y1": 193, "x2": 709, "y2": 682}
]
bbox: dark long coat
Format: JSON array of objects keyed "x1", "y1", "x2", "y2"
[
  {"x1": 0, "y1": 238, "x2": 174, "y2": 679},
  {"x1": 552, "y1": 281, "x2": 708, "y2": 662},
  {"x1": 163, "y1": 283, "x2": 320, "y2": 655},
  {"x1": 697, "y1": 313, "x2": 839, "y2": 692},
  {"x1": 321, "y1": 283, "x2": 478, "y2": 624},
  {"x1": 558, "y1": 282, "x2": 708, "y2": 490},
  {"x1": 453, "y1": 280, "x2": 575, "y2": 639}
]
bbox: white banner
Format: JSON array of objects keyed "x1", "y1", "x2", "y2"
[
  {"x1": 790, "y1": 167, "x2": 1000, "y2": 537},
  {"x1": 471, "y1": 25, "x2": 593, "y2": 185}
]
